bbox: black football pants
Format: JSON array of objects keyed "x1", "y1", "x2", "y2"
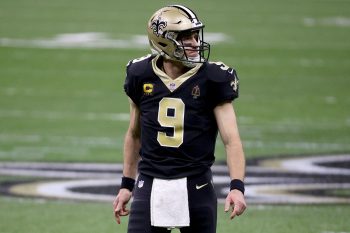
[{"x1": 127, "y1": 170, "x2": 217, "y2": 233}]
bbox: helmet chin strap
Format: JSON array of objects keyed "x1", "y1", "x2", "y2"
[
  {"x1": 173, "y1": 44, "x2": 201, "y2": 68},
  {"x1": 161, "y1": 53, "x2": 198, "y2": 68},
  {"x1": 181, "y1": 55, "x2": 201, "y2": 68}
]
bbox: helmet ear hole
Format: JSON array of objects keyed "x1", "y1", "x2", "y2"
[{"x1": 158, "y1": 42, "x2": 167, "y2": 47}]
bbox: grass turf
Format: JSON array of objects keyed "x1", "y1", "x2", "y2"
[
  {"x1": 0, "y1": 197, "x2": 349, "y2": 233},
  {"x1": 0, "y1": 0, "x2": 349, "y2": 232},
  {"x1": 1, "y1": 0, "x2": 349, "y2": 162}
]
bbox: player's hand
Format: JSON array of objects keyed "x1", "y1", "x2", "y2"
[
  {"x1": 224, "y1": 189, "x2": 247, "y2": 220},
  {"x1": 113, "y1": 189, "x2": 132, "y2": 224}
]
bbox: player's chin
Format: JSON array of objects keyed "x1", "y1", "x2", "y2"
[{"x1": 186, "y1": 52, "x2": 199, "y2": 58}]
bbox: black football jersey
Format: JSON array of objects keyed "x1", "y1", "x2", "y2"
[{"x1": 124, "y1": 54, "x2": 239, "y2": 179}]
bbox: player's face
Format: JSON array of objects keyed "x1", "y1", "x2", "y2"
[{"x1": 177, "y1": 31, "x2": 200, "y2": 58}]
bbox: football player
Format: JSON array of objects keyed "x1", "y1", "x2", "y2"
[{"x1": 113, "y1": 4, "x2": 246, "y2": 233}]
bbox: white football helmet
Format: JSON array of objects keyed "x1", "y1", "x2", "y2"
[{"x1": 147, "y1": 5, "x2": 210, "y2": 67}]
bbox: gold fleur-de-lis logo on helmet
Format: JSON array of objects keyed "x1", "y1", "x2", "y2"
[{"x1": 150, "y1": 16, "x2": 167, "y2": 37}]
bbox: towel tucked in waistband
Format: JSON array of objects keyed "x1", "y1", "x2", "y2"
[{"x1": 150, "y1": 177, "x2": 190, "y2": 228}]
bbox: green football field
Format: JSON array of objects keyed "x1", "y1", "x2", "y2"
[{"x1": 0, "y1": 0, "x2": 350, "y2": 232}]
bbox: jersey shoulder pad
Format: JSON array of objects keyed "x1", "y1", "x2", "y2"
[
  {"x1": 206, "y1": 61, "x2": 236, "y2": 81},
  {"x1": 204, "y1": 61, "x2": 239, "y2": 105},
  {"x1": 126, "y1": 54, "x2": 155, "y2": 77}
]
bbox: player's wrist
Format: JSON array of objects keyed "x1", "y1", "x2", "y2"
[
  {"x1": 230, "y1": 179, "x2": 245, "y2": 194},
  {"x1": 120, "y1": 176, "x2": 136, "y2": 192}
]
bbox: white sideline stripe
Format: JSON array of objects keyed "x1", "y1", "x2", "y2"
[
  {"x1": 0, "y1": 162, "x2": 123, "y2": 178},
  {"x1": 257, "y1": 155, "x2": 350, "y2": 175},
  {"x1": 0, "y1": 169, "x2": 115, "y2": 179},
  {"x1": 0, "y1": 32, "x2": 228, "y2": 49},
  {"x1": 1, "y1": 163, "x2": 299, "y2": 181},
  {"x1": 238, "y1": 183, "x2": 350, "y2": 204},
  {"x1": 1, "y1": 155, "x2": 349, "y2": 178},
  {"x1": 280, "y1": 154, "x2": 350, "y2": 175},
  {"x1": 0, "y1": 109, "x2": 129, "y2": 121},
  {"x1": 0, "y1": 162, "x2": 123, "y2": 170},
  {"x1": 0, "y1": 146, "x2": 89, "y2": 159}
]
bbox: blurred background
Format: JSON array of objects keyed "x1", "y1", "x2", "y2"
[{"x1": 0, "y1": 0, "x2": 349, "y2": 232}]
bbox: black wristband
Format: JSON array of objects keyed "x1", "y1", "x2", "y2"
[
  {"x1": 120, "y1": 176, "x2": 135, "y2": 192},
  {"x1": 230, "y1": 179, "x2": 245, "y2": 194}
]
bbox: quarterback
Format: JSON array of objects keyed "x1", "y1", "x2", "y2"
[{"x1": 113, "y1": 4, "x2": 247, "y2": 233}]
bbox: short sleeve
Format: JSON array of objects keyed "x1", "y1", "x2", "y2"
[
  {"x1": 209, "y1": 68, "x2": 239, "y2": 107},
  {"x1": 123, "y1": 64, "x2": 141, "y2": 106}
]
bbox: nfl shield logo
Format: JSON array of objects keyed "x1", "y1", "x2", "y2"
[
  {"x1": 169, "y1": 83, "x2": 176, "y2": 91},
  {"x1": 138, "y1": 180, "x2": 144, "y2": 188}
]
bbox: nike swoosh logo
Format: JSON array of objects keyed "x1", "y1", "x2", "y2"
[{"x1": 196, "y1": 183, "x2": 208, "y2": 190}]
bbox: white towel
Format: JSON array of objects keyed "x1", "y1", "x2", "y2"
[{"x1": 150, "y1": 177, "x2": 190, "y2": 228}]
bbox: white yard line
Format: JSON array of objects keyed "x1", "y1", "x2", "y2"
[
  {"x1": 304, "y1": 17, "x2": 350, "y2": 27},
  {"x1": 244, "y1": 183, "x2": 350, "y2": 204},
  {"x1": 0, "y1": 32, "x2": 228, "y2": 50}
]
